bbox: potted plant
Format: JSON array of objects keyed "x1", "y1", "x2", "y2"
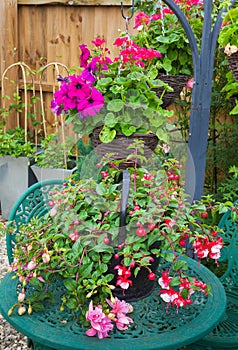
[
  {"x1": 51, "y1": 36, "x2": 173, "y2": 159},
  {"x1": 30, "y1": 133, "x2": 78, "y2": 181},
  {"x1": 218, "y1": 6, "x2": 238, "y2": 82},
  {"x1": 0, "y1": 125, "x2": 38, "y2": 219},
  {"x1": 5, "y1": 144, "x2": 228, "y2": 339}
]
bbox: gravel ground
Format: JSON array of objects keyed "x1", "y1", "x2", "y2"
[{"x1": 0, "y1": 233, "x2": 28, "y2": 350}]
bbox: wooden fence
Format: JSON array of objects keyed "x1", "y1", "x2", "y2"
[{"x1": 0, "y1": 0, "x2": 135, "y2": 130}]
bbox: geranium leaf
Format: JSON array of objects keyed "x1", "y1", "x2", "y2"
[
  {"x1": 99, "y1": 127, "x2": 116, "y2": 143},
  {"x1": 104, "y1": 112, "x2": 118, "y2": 128},
  {"x1": 107, "y1": 99, "x2": 124, "y2": 112}
]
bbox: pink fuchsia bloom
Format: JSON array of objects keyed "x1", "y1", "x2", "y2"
[
  {"x1": 18, "y1": 290, "x2": 26, "y2": 303},
  {"x1": 107, "y1": 297, "x2": 131, "y2": 315},
  {"x1": 42, "y1": 251, "x2": 50, "y2": 263},
  {"x1": 25, "y1": 260, "x2": 37, "y2": 271},
  {"x1": 107, "y1": 297, "x2": 133, "y2": 331},
  {"x1": 186, "y1": 77, "x2": 194, "y2": 90},
  {"x1": 85, "y1": 301, "x2": 113, "y2": 339},
  {"x1": 69, "y1": 230, "x2": 79, "y2": 242}
]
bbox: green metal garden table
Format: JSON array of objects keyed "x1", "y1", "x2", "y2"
[{"x1": 0, "y1": 257, "x2": 226, "y2": 350}]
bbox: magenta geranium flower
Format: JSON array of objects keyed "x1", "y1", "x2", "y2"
[{"x1": 79, "y1": 44, "x2": 90, "y2": 68}]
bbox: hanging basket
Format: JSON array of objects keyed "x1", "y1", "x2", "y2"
[
  {"x1": 227, "y1": 52, "x2": 238, "y2": 83},
  {"x1": 90, "y1": 128, "x2": 158, "y2": 168},
  {"x1": 154, "y1": 74, "x2": 189, "y2": 108}
]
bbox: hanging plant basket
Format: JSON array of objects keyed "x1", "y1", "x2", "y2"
[
  {"x1": 154, "y1": 74, "x2": 189, "y2": 108},
  {"x1": 227, "y1": 52, "x2": 238, "y2": 83},
  {"x1": 90, "y1": 128, "x2": 158, "y2": 168}
]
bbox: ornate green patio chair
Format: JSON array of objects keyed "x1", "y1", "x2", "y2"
[
  {"x1": 190, "y1": 201, "x2": 238, "y2": 350},
  {"x1": 6, "y1": 179, "x2": 64, "y2": 264}
]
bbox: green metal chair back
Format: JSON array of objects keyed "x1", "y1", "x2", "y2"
[
  {"x1": 191, "y1": 200, "x2": 238, "y2": 349},
  {"x1": 6, "y1": 179, "x2": 64, "y2": 264}
]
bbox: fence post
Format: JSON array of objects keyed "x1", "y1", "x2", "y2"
[{"x1": 0, "y1": 0, "x2": 19, "y2": 129}]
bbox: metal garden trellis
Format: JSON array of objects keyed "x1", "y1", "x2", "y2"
[{"x1": 123, "y1": 0, "x2": 237, "y2": 201}]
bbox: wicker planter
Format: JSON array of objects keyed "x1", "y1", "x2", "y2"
[
  {"x1": 154, "y1": 74, "x2": 189, "y2": 108},
  {"x1": 90, "y1": 128, "x2": 158, "y2": 168},
  {"x1": 227, "y1": 52, "x2": 238, "y2": 83}
]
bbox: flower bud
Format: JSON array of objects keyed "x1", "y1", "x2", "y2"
[
  {"x1": 18, "y1": 290, "x2": 26, "y2": 302},
  {"x1": 18, "y1": 305, "x2": 27, "y2": 316},
  {"x1": 28, "y1": 304, "x2": 33, "y2": 315},
  {"x1": 8, "y1": 307, "x2": 14, "y2": 317}
]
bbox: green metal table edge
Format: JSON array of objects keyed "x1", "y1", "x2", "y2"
[{"x1": 0, "y1": 258, "x2": 226, "y2": 350}]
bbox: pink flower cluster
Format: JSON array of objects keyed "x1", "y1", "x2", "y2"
[
  {"x1": 192, "y1": 236, "x2": 223, "y2": 262},
  {"x1": 158, "y1": 270, "x2": 208, "y2": 309},
  {"x1": 85, "y1": 298, "x2": 133, "y2": 339},
  {"x1": 51, "y1": 74, "x2": 105, "y2": 119},
  {"x1": 113, "y1": 36, "x2": 162, "y2": 68},
  {"x1": 134, "y1": 0, "x2": 203, "y2": 29},
  {"x1": 51, "y1": 36, "x2": 161, "y2": 119}
]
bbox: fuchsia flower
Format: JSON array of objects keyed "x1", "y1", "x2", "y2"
[
  {"x1": 107, "y1": 297, "x2": 133, "y2": 331},
  {"x1": 114, "y1": 265, "x2": 133, "y2": 290},
  {"x1": 69, "y1": 230, "x2": 80, "y2": 242},
  {"x1": 158, "y1": 270, "x2": 172, "y2": 289},
  {"x1": 192, "y1": 236, "x2": 223, "y2": 263},
  {"x1": 86, "y1": 301, "x2": 113, "y2": 339},
  {"x1": 159, "y1": 272, "x2": 208, "y2": 309}
]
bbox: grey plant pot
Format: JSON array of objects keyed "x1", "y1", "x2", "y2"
[
  {"x1": 30, "y1": 164, "x2": 77, "y2": 182},
  {"x1": 0, "y1": 156, "x2": 38, "y2": 219}
]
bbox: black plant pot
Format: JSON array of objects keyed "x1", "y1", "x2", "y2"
[{"x1": 108, "y1": 243, "x2": 160, "y2": 302}]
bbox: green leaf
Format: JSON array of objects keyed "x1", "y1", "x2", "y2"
[
  {"x1": 66, "y1": 297, "x2": 78, "y2": 310},
  {"x1": 156, "y1": 129, "x2": 169, "y2": 143},
  {"x1": 169, "y1": 276, "x2": 181, "y2": 286},
  {"x1": 107, "y1": 99, "x2": 124, "y2": 112},
  {"x1": 93, "y1": 244, "x2": 114, "y2": 253},
  {"x1": 63, "y1": 278, "x2": 77, "y2": 291},
  {"x1": 99, "y1": 127, "x2": 116, "y2": 143},
  {"x1": 173, "y1": 260, "x2": 188, "y2": 271},
  {"x1": 99, "y1": 263, "x2": 108, "y2": 273},
  {"x1": 104, "y1": 112, "x2": 118, "y2": 128},
  {"x1": 96, "y1": 183, "x2": 107, "y2": 196},
  {"x1": 120, "y1": 124, "x2": 137, "y2": 136}
]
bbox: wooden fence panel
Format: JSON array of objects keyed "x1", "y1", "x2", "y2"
[{"x1": 0, "y1": 0, "x2": 135, "y2": 131}]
